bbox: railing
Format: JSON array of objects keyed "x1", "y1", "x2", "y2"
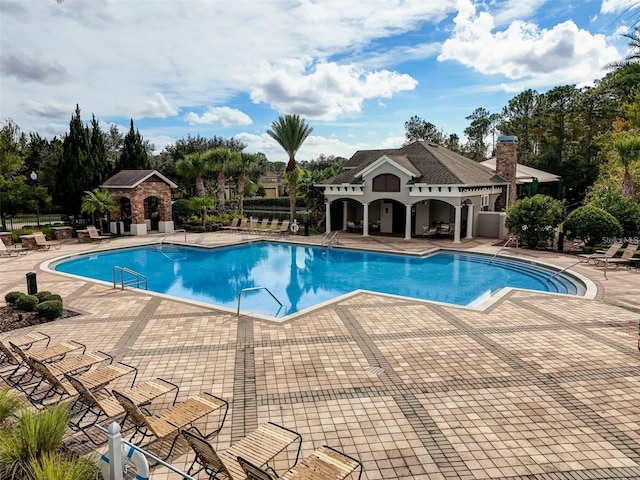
[
  {"x1": 320, "y1": 231, "x2": 339, "y2": 248},
  {"x1": 160, "y1": 229, "x2": 187, "y2": 243},
  {"x1": 546, "y1": 259, "x2": 582, "y2": 283},
  {"x1": 112, "y1": 266, "x2": 148, "y2": 290},
  {"x1": 237, "y1": 286, "x2": 283, "y2": 316},
  {"x1": 491, "y1": 236, "x2": 519, "y2": 262},
  {"x1": 95, "y1": 423, "x2": 196, "y2": 480}
]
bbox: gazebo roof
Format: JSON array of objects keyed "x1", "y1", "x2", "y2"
[
  {"x1": 480, "y1": 159, "x2": 561, "y2": 184},
  {"x1": 100, "y1": 170, "x2": 177, "y2": 189}
]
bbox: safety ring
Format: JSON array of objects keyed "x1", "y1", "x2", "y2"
[
  {"x1": 290, "y1": 223, "x2": 299, "y2": 234},
  {"x1": 101, "y1": 444, "x2": 150, "y2": 480}
]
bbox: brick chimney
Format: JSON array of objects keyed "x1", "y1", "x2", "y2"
[{"x1": 495, "y1": 135, "x2": 518, "y2": 209}]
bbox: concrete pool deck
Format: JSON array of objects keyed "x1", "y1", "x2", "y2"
[{"x1": 1, "y1": 231, "x2": 639, "y2": 479}]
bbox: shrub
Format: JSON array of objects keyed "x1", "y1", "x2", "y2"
[
  {"x1": 35, "y1": 300, "x2": 63, "y2": 320},
  {"x1": 0, "y1": 403, "x2": 70, "y2": 479},
  {"x1": 34, "y1": 291, "x2": 53, "y2": 302},
  {"x1": 564, "y1": 205, "x2": 623, "y2": 246},
  {"x1": 41, "y1": 294, "x2": 63, "y2": 304},
  {"x1": 25, "y1": 451, "x2": 99, "y2": 480},
  {"x1": 15, "y1": 295, "x2": 39, "y2": 312},
  {"x1": 4, "y1": 292, "x2": 25, "y2": 306},
  {"x1": 588, "y1": 192, "x2": 640, "y2": 238},
  {"x1": 505, "y1": 195, "x2": 564, "y2": 248},
  {"x1": 0, "y1": 389, "x2": 23, "y2": 426}
]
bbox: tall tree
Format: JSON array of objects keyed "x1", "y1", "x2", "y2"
[
  {"x1": 176, "y1": 151, "x2": 211, "y2": 197},
  {"x1": 116, "y1": 119, "x2": 149, "y2": 172},
  {"x1": 54, "y1": 105, "x2": 94, "y2": 215},
  {"x1": 403, "y1": 116, "x2": 444, "y2": 144},
  {"x1": 0, "y1": 119, "x2": 26, "y2": 175},
  {"x1": 463, "y1": 107, "x2": 491, "y2": 161},
  {"x1": 230, "y1": 152, "x2": 262, "y2": 215},
  {"x1": 610, "y1": 134, "x2": 640, "y2": 199},
  {"x1": 88, "y1": 115, "x2": 109, "y2": 183},
  {"x1": 205, "y1": 147, "x2": 232, "y2": 211},
  {"x1": 498, "y1": 89, "x2": 540, "y2": 164},
  {"x1": 266, "y1": 114, "x2": 313, "y2": 221}
]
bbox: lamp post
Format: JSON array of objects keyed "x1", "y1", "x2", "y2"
[{"x1": 30, "y1": 171, "x2": 40, "y2": 226}]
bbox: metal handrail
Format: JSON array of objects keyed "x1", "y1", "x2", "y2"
[
  {"x1": 112, "y1": 266, "x2": 148, "y2": 290},
  {"x1": 321, "y1": 231, "x2": 338, "y2": 248},
  {"x1": 161, "y1": 229, "x2": 187, "y2": 243},
  {"x1": 546, "y1": 259, "x2": 582, "y2": 283},
  {"x1": 237, "y1": 286, "x2": 283, "y2": 316},
  {"x1": 491, "y1": 236, "x2": 518, "y2": 262},
  {"x1": 94, "y1": 424, "x2": 196, "y2": 480}
]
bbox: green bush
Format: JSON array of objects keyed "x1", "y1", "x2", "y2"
[
  {"x1": 34, "y1": 291, "x2": 53, "y2": 302},
  {"x1": 10, "y1": 226, "x2": 53, "y2": 244},
  {"x1": 35, "y1": 300, "x2": 63, "y2": 320},
  {"x1": 588, "y1": 191, "x2": 640, "y2": 238},
  {"x1": 15, "y1": 295, "x2": 39, "y2": 312},
  {"x1": 0, "y1": 389, "x2": 23, "y2": 426},
  {"x1": 4, "y1": 292, "x2": 25, "y2": 306},
  {"x1": 564, "y1": 205, "x2": 623, "y2": 246},
  {"x1": 505, "y1": 195, "x2": 564, "y2": 248},
  {"x1": 41, "y1": 294, "x2": 63, "y2": 304},
  {"x1": 25, "y1": 451, "x2": 99, "y2": 480}
]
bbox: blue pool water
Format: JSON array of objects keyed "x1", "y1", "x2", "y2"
[{"x1": 54, "y1": 243, "x2": 585, "y2": 318}]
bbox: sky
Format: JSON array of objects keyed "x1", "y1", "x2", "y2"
[{"x1": 1, "y1": 0, "x2": 639, "y2": 163}]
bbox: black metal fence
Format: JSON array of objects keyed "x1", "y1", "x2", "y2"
[{"x1": 1, "y1": 214, "x2": 68, "y2": 231}]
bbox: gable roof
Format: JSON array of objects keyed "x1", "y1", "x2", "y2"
[
  {"x1": 321, "y1": 141, "x2": 505, "y2": 186},
  {"x1": 100, "y1": 170, "x2": 178, "y2": 189}
]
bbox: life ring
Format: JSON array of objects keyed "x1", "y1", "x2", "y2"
[
  {"x1": 290, "y1": 222, "x2": 299, "y2": 234},
  {"x1": 100, "y1": 444, "x2": 150, "y2": 480}
]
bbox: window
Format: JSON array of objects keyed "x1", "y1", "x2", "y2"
[{"x1": 372, "y1": 174, "x2": 401, "y2": 192}]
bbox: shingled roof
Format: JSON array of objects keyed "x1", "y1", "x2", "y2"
[
  {"x1": 100, "y1": 170, "x2": 177, "y2": 189},
  {"x1": 322, "y1": 141, "x2": 505, "y2": 186}
]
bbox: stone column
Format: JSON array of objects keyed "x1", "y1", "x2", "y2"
[
  {"x1": 342, "y1": 201, "x2": 348, "y2": 231},
  {"x1": 362, "y1": 203, "x2": 369, "y2": 237},
  {"x1": 325, "y1": 201, "x2": 331, "y2": 234},
  {"x1": 495, "y1": 136, "x2": 518, "y2": 209}
]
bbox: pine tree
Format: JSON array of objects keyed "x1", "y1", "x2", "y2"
[
  {"x1": 88, "y1": 114, "x2": 109, "y2": 185},
  {"x1": 116, "y1": 119, "x2": 149, "y2": 172}
]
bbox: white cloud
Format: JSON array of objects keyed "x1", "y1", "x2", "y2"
[
  {"x1": 600, "y1": 0, "x2": 640, "y2": 14},
  {"x1": 185, "y1": 106, "x2": 252, "y2": 126},
  {"x1": 122, "y1": 93, "x2": 178, "y2": 119},
  {"x1": 438, "y1": 0, "x2": 621, "y2": 87},
  {"x1": 23, "y1": 100, "x2": 72, "y2": 119},
  {"x1": 250, "y1": 59, "x2": 417, "y2": 120},
  {"x1": 491, "y1": 0, "x2": 547, "y2": 26}
]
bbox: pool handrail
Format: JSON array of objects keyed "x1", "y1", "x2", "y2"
[
  {"x1": 112, "y1": 266, "x2": 148, "y2": 290},
  {"x1": 161, "y1": 229, "x2": 187, "y2": 243},
  {"x1": 237, "y1": 286, "x2": 283, "y2": 317},
  {"x1": 491, "y1": 236, "x2": 519, "y2": 262},
  {"x1": 321, "y1": 231, "x2": 339, "y2": 248}
]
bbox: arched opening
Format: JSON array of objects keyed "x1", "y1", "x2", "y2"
[
  {"x1": 145, "y1": 196, "x2": 161, "y2": 231},
  {"x1": 120, "y1": 197, "x2": 132, "y2": 233}
]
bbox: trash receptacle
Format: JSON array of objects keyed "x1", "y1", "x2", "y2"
[
  {"x1": 26, "y1": 272, "x2": 37, "y2": 295},
  {"x1": 304, "y1": 221, "x2": 309, "y2": 236}
]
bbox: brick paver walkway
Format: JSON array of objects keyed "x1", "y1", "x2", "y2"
[{"x1": 1, "y1": 231, "x2": 639, "y2": 479}]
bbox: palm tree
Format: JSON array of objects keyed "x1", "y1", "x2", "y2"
[
  {"x1": 611, "y1": 134, "x2": 640, "y2": 199},
  {"x1": 188, "y1": 196, "x2": 215, "y2": 226},
  {"x1": 80, "y1": 188, "x2": 119, "y2": 232},
  {"x1": 267, "y1": 115, "x2": 313, "y2": 221},
  {"x1": 176, "y1": 151, "x2": 211, "y2": 197},
  {"x1": 231, "y1": 152, "x2": 261, "y2": 216},
  {"x1": 205, "y1": 148, "x2": 232, "y2": 212}
]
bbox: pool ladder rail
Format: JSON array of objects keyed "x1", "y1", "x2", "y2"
[
  {"x1": 112, "y1": 266, "x2": 148, "y2": 291},
  {"x1": 237, "y1": 286, "x2": 284, "y2": 317},
  {"x1": 321, "y1": 231, "x2": 339, "y2": 248},
  {"x1": 491, "y1": 236, "x2": 519, "y2": 262}
]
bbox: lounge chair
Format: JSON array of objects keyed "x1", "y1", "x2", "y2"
[
  {"x1": 112, "y1": 389, "x2": 228, "y2": 459},
  {"x1": 276, "y1": 219, "x2": 290, "y2": 235},
  {"x1": 25, "y1": 355, "x2": 137, "y2": 408},
  {"x1": 32, "y1": 231, "x2": 64, "y2": 250},
  {"x1": 266, "y1": 218, "x2": 280, "y2": 233},
  {"x1": 238, "y1": 445, "x2": 363, "y2": 480},
  {"x1": 252, "y1": 218, "x2": 270, "y2": 233},
  {"x1": 181, "y1": 422, "x2": 302, "y2": 480},
  {"x1": 86, "y1": 225, "x2": 111, "y2": 242},
  {"x1": 230, "y1": 218, "x2": 248, "y2": 232},
  {"x1": 241, "y1": 218, "x2": 258, "y2": 232},
  {"x1": 595, "y1": 242, "x2": 639, "y2": 269},
  {"x1": 0, "y1": 240, "x2": 28, "y2": 256},
  {"x1": 220, "y1": 218, "x2": 241, "y2": 232},
  {"x1": 0, "y1": 331, "x2": 50, "y2": 368},
  {"x1": 422, "y1": 224, "x2": 437, "y2": 238},
  {"x1": 577, "y1": 242, "x2": 623, "y2": 264},
  {"x1": 65, "y1": 375, "x2": 178, "y2": 444},
  {"x1": 438, "y1": 223, "x2": 454, "y2": 236}
]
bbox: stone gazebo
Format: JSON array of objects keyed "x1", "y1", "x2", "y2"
[{"x1": 100, "y1": 170, "x2": 177, "y2": 236}]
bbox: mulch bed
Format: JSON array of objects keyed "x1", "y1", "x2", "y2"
[{"x1": 0, "y1": 305, "x2": 79, "y2": 335}]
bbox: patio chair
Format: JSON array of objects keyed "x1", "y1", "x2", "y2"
[
  {"x1": 32, "y1": 231, "x2": 64, "y2": 250},
  {"x1": 230, "y1": 218, "x2": 248, "y2": 232},
  {"x1": 422, "y1": 224, "x2": 437, "y2": 238},
  {"x1": 66, "y1": 375, "x2": 178, "y2": 445},
  {"x1": 0, "y1": 331, "x2": 50, "y2": 368},
  {"x1": 266, "y1": 218, "x2": 280, "y2": 233},
  {"x1": 0, "y1": 240, "x2": 28, "y2": 256},
  {"x1": 238, "y1": 445, "x2": 363, "y2": 480},
  {"x1": 577, "y1": 242, "x2": 623, "y2": 264},
  {"x1": 252, "y1": 218, "x2": 270, "y2": 233},
  {"x1": 595, "y1": 242, "x2": 638, "y2": 269},
  {"x1": 181, "y1": 422, "x2": 302, "y2": 480},
  {"x1": 26, "y1": 355, "x2": 137, "y2": 408},
  {"x1": 86, "y1": 225, "x2": 111, "y2": 242},
  {"x1": 276, "y1": 220, "x2": 290, "y2": 235},
  {"x1": 112, "y1": 389, "x2": 228, "y2": 459},
  {"x1": 241, "y1": 218, "x2": 258, "y2": 232},
  {"x1": 220, "y1": 218, "x2": 241, "y2": 232},
  {"x1": 438, "y1": 223, "x2": 454, "y2": 237}
]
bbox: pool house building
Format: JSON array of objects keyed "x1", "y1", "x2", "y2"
[{"x1": 318, "y1": 137, "x2": 520, "y2": 243}]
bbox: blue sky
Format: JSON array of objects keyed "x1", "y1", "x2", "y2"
[{"x1": 1, "y1": 0, "x2": 638, "y2": 162}]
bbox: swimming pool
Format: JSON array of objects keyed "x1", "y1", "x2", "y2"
[{"x1": 52, "y1": 242, "x2": 587, "y2": 318}]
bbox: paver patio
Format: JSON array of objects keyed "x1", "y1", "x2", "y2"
[{"x1": 1, "y1": 231, "x2": 638, "y2": 479}]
